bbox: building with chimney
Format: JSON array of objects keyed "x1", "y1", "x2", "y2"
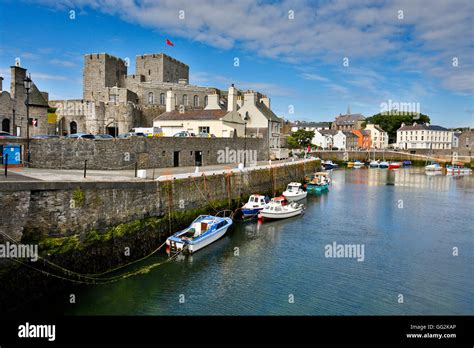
[
  {"x1": 396, "y1": 123, "x2": 453, "y2": 150},
  {"x1": 364, "y1": 123, "x2": 388, "y2": 149},
  {"x1": 0, "y1": 64, "x2": 51, "y2": 137},
  {"x1": 331, "y1": 108, "x2": 365, "y2": 131}
]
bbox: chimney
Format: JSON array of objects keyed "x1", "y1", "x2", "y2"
[
  {"x1": 10, "y1": 66, "x2": 27, "y2": 99},
  {"x1": 0, "y1": 77, "x2": 3, "y2": 92},
  {"x1": 166, "y1": 90, "x2": 175, "y2": 112},
  {"x1": 227, "y1": 84, "x2": 237, "y2": 112},
  {"x1": 244, "y1": 91, "x2": 257, "y2": 106},
  {"x1": 204, "y1": 93, "x2": 221, "y2": 110},
  {"x1": 260, "y1": 96, "x2": 270, "y2": 108}
]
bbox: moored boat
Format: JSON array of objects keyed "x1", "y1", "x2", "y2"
[
  {"x1": 322, "y1": 160, "x2": 339, "y2": 170},
  {"x1": 306, "y1": 172, "x2": 330, "y2": 193},
  {"x1": 388, "y1": 162, "x2": 402, "y2": 170},
  {"x1": 403, "y1": 160, "x2": 412, "y2": 167},
  {"x1": 446, "y1": 164, "x2": 472, "y2": 175},
  {"x1": 347, "y1": 161, "x2": 354, "y2": 168},
  {"x1": 425, "y1": 162, "x2": 443, "y2": 171},
  {"x1": 282, "y1": 182, "x2": 307, "y2": 201},
  {"x1": 369, "y1": 160, "x2": 379, "y2": 168},
  {"x1": 240, "y1": 194, "x2": 269, "y2": 218},
  {"x1": 379, "y1": 161, "x2": 389, "y2": 169},
  {"x1": 166, "y1": 214, "x2": 233, "y2": 254},
  {"x1": 353, "y1": 160, "x2": 364, "y2": 168},
  {"x1": 258, "y1": 196, "x2": 304, "y2": 220}
]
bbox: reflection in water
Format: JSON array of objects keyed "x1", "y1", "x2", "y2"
[{"x1": 40, "y1": 168, "x2": 473, "y2": 316}]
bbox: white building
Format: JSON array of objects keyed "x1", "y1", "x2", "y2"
[
  {"x1": 397, "y1": 123, "x2": 453, "y2": 150},
  {"x1": 365, "y1": 123, "x2": 389, "y2": 149},
  {"x1": 332, "y1": 130, "x2": 358, "y2": 150},
  {"x1": 154, "y1": 88, "x2": 245, "y2": 137},
  {"x1": 290, "y1": 121, "x2": 330, "y2": 132},
  {"x1": 312, "y1": 129, "x2": 337, "y2": 149}
]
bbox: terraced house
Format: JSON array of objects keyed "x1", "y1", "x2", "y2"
[{"x1": 396, "y1": 123, "x2": 453, "y2": 150}]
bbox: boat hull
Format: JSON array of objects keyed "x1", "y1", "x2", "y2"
[
  {"x1": 283, "y1": 191, "x2": 307, "y2": 201},
  {"x1": 259, "y1": 208, "x2": 303, "y2": 219},
  {"x1": 306, "y1": 184, "x2": 329, "y2": 192},
  {"x1": 241, "y1": 207, "x2": 262, "y2": 217},
  {"x1": 186, "y1": 226, "x2": 229, "y2": 253}
]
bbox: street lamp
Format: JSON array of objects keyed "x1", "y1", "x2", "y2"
[
  {"x1": 24, "y1": 74, "x2": 32, "y2": 167},
  {"x1": 243, "y1": 111, "x2": 250, "y2": 167}
]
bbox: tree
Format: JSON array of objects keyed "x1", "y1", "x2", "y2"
[
  {"x1": 363, "y1": 112, "x2": 431, "y2": 143},
  {"x1": 286, "y1": 129, "x2": 315, "y2": 149}
]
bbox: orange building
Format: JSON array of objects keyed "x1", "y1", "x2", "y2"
[{"x1": 352, "y1": 129, "x2": 372, "y2": 149}]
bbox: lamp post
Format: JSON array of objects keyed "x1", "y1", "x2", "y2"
[
  {"x1": 24, "y1": 74, "x2": 32, "y2": 167},
  {"x1": 243, "y1": 112, "x2": 250, "y2": 168}
]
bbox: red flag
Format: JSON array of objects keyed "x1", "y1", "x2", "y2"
[{"x1": 166, "y1": 39, "x2": 174, "y2": 46}]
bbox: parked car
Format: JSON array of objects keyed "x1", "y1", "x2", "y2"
[
  {"x1": 0, "y1": 131, "x2": 18, "y2": 139},
  {"x1": 196, "y1": 133, "x2": 215, "y2": 138},
  {"x1": 32, "y1": 135, "x2": 60, "y2": 139},
  {"x1": 117, "y1": 132, "x2": 146, "y2": 139},
  {"x1": 173, "y1": 131, "x2": 195, "y2": 137},
  {"x1": 67, "y1": 133, "x2": 95, "y2": 139},
  {"x1": 95, "y1": 134, "x2": 114, "y2": 140}
]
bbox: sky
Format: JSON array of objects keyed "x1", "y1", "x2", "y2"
[{"x1": 0, "y1": 0, "x2": 473, "y2": 127}]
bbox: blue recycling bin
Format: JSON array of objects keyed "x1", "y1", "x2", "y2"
[{"x1": 1, "y1": 144, "x2": 21, "y2": 165}]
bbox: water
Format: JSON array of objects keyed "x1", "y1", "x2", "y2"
[{"x1": 46, "y1": 168, "x2": 474, "y2": 315}]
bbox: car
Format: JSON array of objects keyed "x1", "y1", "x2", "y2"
[
  {"x1": 67, "y1": 133, "x2": 95, "y2": 139},
  {"x1": 32, "y1": 135, "x2": 60, "y2": 139},
  {"x1": 173, "y1": 131, "x2": 195, "y2": 137},
  {"x1": 95, "y1": 134, "x2": 114, "y2": 140},
  {"x1": 196, "y1": 133, "x2": 215, "y2": 138},
  {"x1": 117, "y1": 132, "x2": 146, "y2": 139},
  {"x1": 0, "y1": 131, "x2": 17, "y2": 139}
]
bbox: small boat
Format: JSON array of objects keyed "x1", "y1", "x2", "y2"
[
  {"x1": 259, "y1": 196, "x2": 304, "y2": 220},
  {"x1": 403, "y1": 160, "x2": 412, "y2": 167},
  {"x1": 379, "y1": 161, "x2": 389, "y2": 169},
  {"x1": 240, "y1": 194, "x2": 269, "y2": 218},
  {"x1": 388, "y1": 162, "x2": 402, "y2": 170},
  {"x1": 425, "y1": 162, "x2": 443, "y2": 171},
  {"x1": 306, "y1": 172, "x2": 330, "y2": 193},
  {"x1": 166, "y1": 214, "x2": 233, "y2": 254},
  {"x1": 282, "y1": 182, "x2": 307, "y2": 201},
  {"x1": 446, "y1": 164, "x2": 472, "y2": 175},
  {"x1": 347, "y1": 161, "x2": 354, "y2": 168},
  {"x1": 369, "y1": 160, "x2": 379, "y2": 168},
  {"x1": 322, "y1": 160, "x2": 338, "y2": 170},
  {"x1": 353, "y1": 160, "x2": 365, "y2": 168}
]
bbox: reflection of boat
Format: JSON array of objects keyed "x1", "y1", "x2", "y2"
[
  {"x1": 306, "y1": 172, "x2": 330, "y2": 193},
  {"x1": 282, "y1": 182, "x2": 307, "y2": 201},
  {"x1": 388, "y1": 162, "x2": 402, "y2": 170},
  {"x1": 425, "y1": 162, "x2": 443, "y2": 171},
  {"x1": 166, "y1": 214, "x2": 233, "y2": 254},
  {"x1": 353, "y1": 160, "x2": 364, "y2": 168},
  {"x1": 322, "y1": 160, "x2": 338, "y2": 170},
  {"x1": 446, "y1": 164, "x2": 472, "y2": 175},
  {"x1": 259, "y1": 196, "x2": 304, "y2": 220},
  {"x1": 241, "y1": 194, "x2": 269, "y2": 218}
]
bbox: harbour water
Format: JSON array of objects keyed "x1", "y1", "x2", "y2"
[{"x1": 42, "y1": 168, "x2": 474, "y2": 315}]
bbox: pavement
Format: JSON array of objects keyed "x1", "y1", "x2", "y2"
[{"x1": 0, "y1": 158, "x2": 312, "y2": 183}]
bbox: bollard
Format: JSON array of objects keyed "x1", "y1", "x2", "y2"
[
  {"x1": 135, "y1": 162, "x2": 138, "y2": 177},
  {"x1": 4, "y1": 154, "x2": 8, "y2": 177},
  {"x1": 83, "y1": 160, "x2": 87, "y2": 178}
]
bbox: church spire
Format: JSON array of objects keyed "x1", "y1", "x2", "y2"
[{"x1": 347, "y1": 105, "x2": 351, "y2": 115}]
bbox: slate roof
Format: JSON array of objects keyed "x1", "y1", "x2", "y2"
[
  {"x1": 154, "y1": 109, "x2": 228, "y2": 121},
  {"x1": 256, "y1": 101, "x2": 281, "y2": 122},
  {"x1": 398, "y1": 123, "x2": 449, "y2": 131},
  {"x1": 28, "y1": 83, "x2": 49, "y2": 107},
  {"x1": 343, "y1": 131, "x2": 358, "y2": 138},
  {"x1": 319, "y1": 129, "x2": 338, "y2": 135},
  {"x1": 334, "y1": 113, "x2": 365, "y2": 125}
]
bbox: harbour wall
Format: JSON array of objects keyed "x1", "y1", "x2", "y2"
[{"x1": 0, "y1": 137, "x2": 267, "y2": 169}]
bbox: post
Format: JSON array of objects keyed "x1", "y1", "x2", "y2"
[
  {"x1": 244, "y1": 122, "x2": 247, "y2": 168},
  {"x1": 135, "y1": 162, "x2": 138, "y2": 177},
  {"x1": 83, "y1": 160, "x2": 87, "y2": 178},
  {"x1": 26, "y1": 91, "x2": 30, "y2": 167},
  {"x1": 4, "y1": 154, "x2": 8, "y2": 177}
]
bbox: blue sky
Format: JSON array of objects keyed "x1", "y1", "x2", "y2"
[{"x1": 0, "y1": 0, "x2": 473, "y2": 127}]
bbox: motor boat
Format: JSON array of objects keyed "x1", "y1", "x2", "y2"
[
  {"x1": 306, "y1": 172, "x2": 330, "y2": 193},
  {"x1": 446, "y1": 164, "x2": 472, "y2": 175},
  {"x1": 379, "y1": 161, "x2": 389, "y2": 169},
  {"x1": 258, "y1": 196, "x2": 304, "y2": 220},
  {"x1": 425, "y1": 162, "x2": 443, "y2": 171},
  {"x1": 240, "y1": 194, "x2": 269, "y2": 218},
  {"x1": 403, "y1": 160, "x2": 412, "y2": 167},
  {"x1": 322, "y1": 160, "x2": 338, "y2": 170},
  {"x1": 282, "y1": 182, "x2": 307, "y2": 201},
  {"x1": 369, "y1": 160, "x2": 379, "y2": 168},
  {"x1": 166, "y1": 214, "x2": 232, "y2": 254},
  {"x1": 388, "y1": 162, "x2": 402, "y2": 170},
  {"x1": 353, "y1": 160, "x2": 365, "y2": 168}
]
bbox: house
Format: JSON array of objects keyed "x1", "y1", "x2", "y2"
[
  {"x1": 236, "y1": 90, "x2": 282, "y2": 152},
  {"x1": 397, "y1": 123, "x2": 453, "y2": 150},
  {"x1": 352, "y1": 129, "x2": 372, "y2": 149},
  {"x1": 153, "y1": 87, "x2": 245, "y2": 137},
  {"x1": 331, "y1": 112, "x2": 365, "y2": 131},
  {"x1": 333, "y1": 130, "x2": 358, "y2": 150},
  {"x1": 312, "y1": 129, "x2": 337, "y2": 149},
  {"x1": 290, "y1": 121, "x2": 331, "y2": 132},
  {"x1": 364, "y1": 124, "x2": 388, "y2": 149}
]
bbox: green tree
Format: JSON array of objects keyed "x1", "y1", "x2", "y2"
[
  {"x1": 363, "y1": 112, "x2": 430, "y2": 143},
  {"x1": 286, "y1": 129, "x2": 315, "y2": 149}
]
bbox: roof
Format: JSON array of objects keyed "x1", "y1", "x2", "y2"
[
  {"x1": 398, "y1": 123, "x2": 449, "y2": 131},
  {"x1": 334, "y1": 113, "x2": 365, "y2": 125},
  {"x1": 28, "y1": 83, "x2": 49, "y2": 107},
  {"x1": 256, "y1": 101, "x2": 281, "y2": 122},
  {"x1": 342, "y1": 131, "x2": 358, "y2": 138},
  {"x1": 154, "y1": 109, "x2": 228, "y2": 121},
  {"x1": 292, "y1": 121, "x2": 331, "y2": 128},
  {"x1": 320, "y1": 129, "x2": 337, "y2": 135},
  {"x1": 360, "y1": 130, "x2": 371, "y2": 136}
]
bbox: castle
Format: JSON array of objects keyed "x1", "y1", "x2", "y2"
[{"x1": 50, "y1": 53, "x2": 221, "y2": 135}]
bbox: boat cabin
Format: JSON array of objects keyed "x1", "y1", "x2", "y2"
[
  {"x1": 247, "y1": 194, "x2": 268, "y2": 205},
  {"x1": 285, "y1": 182, "x2": 303, "y2": 192}
]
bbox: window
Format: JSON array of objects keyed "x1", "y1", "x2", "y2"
[
  {"x1": 194, "y1": 95, "x2": 199, "y2": 107},
  {"x1": 160, "y1": 93, "x2": 165, "y2": 105},
  {"x1": 148, "y1": 92, "x2": 154, "y2": 104},
  {"x1": 199, "y1": 126, "x2": 210, "y2": 134},
  {"x1": 183, "y1": 94, "x2": 188, "y2": 106}
]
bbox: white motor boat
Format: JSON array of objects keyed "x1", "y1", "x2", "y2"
[
  {"x1": 240, "y1": 194, "x2": 269, "y2": 218},
  {"x1": 166, "y1": 214, "x2": 232, "y2": 254},
  {"x1": 282, "y1": 182, "x2": 307, "y2": 201},
  {"x1": 369, "y1": 160, "x2": 379, "y2": 168},
  {"x1": 425, "y1": 162, "x2": 443, "y2": 171},
  {"x1": 446, "y1": 165, "x2": 472, "y2": 175},
  {"x1": 379, "y1": 161, "x2": 389, "y2": 169},
  {"x1": 259, "y1": 196, "x2": 304, "y2": 220},
  {"x1": 353, "y1": 160, "x2": 365, "y2": 169}
]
